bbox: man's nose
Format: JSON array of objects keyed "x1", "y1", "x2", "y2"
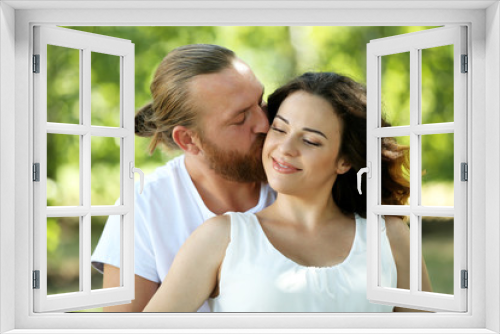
[{"x1": 252, "y1": 105, "x2": 270, "y2": 134}]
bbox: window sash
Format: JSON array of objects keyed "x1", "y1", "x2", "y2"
[
  {"x1": 32, "y1": 25, "x2": 136, "y2": 312},
  {"x1": 366, "y1": 25, "x2": 468, "y2": 312}
]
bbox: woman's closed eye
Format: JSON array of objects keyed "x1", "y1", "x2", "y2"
[
  {"x1": 272, "y1": 125, "x2": 322, "y2": 146},
  {"x1": 271, "y1": 126, "x2": 285, "y2": 133},
  {"x1": 303, "y1": 139, "x2": 321, "y2": 147}
]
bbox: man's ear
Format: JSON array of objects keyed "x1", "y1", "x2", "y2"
[
  {"x1": 336, "y1": 157, "x2": 352, "y2": 175},
  {"x1": 172, "y1": 126, "x2": 201, "y2": 154}
]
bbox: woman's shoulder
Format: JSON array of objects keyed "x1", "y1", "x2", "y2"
[
  {"x1": 205, "y1": 214, "x2": 234, "y2": 229},
  {"x1": 189, "y1": 215, "x2": 232, "y2": 250},
  {"x1": 201, "y1": 214, "x2": 231, "y2": 231}
]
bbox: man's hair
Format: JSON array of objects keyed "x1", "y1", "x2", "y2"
[
  {"x1": 267, "y1": 72, "x2": 410, "y2": 217},
  {"x1": 135, "y1": 44, "x2": 236, "y2": 154}
]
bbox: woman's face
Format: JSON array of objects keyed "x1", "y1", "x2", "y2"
[{"x1": 262, "y1": 90, "x2": 350, "y2": 197}]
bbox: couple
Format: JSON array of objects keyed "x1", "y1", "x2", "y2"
[{"x1": 92, "y1": 44, "x2": 430, "y2": 313}]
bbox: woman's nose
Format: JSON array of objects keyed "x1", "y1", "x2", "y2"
[{"x1": 279, "y1": 137, "x2": 299, "y2": 157}]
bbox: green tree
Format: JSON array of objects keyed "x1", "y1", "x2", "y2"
[{"x1": 47, "y1": 26, "x2": 454, "y2": 299}]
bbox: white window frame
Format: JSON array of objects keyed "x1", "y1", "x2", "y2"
[
  {"x1": 32, "y1": 25, "x2": 136, "y2": 312},
  {"x1": 0, "y1": 1, "x2": 499, "y2": 333},
  {"x1": 366, "y1": 26, "x2": 468, "y2": 312}
]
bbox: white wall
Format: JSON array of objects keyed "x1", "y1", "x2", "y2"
[
  {"x1": 0, "y1": 2, "x2": 16, "y2": 333},
  {"x1": 486, "y1": 2, "x2": 500, "y2": 333}
]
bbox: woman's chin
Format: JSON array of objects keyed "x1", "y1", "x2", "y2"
[{"x1": 267, "y1": 179, "x2": 299, "y2": 196}]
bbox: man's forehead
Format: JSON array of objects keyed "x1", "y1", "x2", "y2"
[
  {"x1": 232, "y1": 58, "x2": 252, "y2": 75},
  {"x1": 192, "y1": 61, "x2": 254, "y2": 86},
  {"x1": 190, "y1": 62, "x2": 262, "y2": 98},
  {"x1": 187, "y1": 60, "x2": 263, "y2": 124}
]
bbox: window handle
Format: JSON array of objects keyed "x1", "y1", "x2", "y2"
[
  {"x1": 129, "y1": 162, "x2": 145, "y2": 194},
  {"x1": 357, "y1": 162, "x2": 371, "y2": 195}
]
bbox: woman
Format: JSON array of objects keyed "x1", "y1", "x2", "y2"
[{"x1": 143, "y1": 72, "x2": 431, "y2": 312}]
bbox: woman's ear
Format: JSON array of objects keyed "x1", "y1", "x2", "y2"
[
  {"x1": 172, "y1": 126, "x2": 201, "y2": 154},
  {"x1": 336, "y1": 157, "x2": 351, "y2": 175}
]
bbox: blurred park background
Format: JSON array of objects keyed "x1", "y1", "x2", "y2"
[{"x1": 45, "y1": 26, "x2": 455, "y2": 312}]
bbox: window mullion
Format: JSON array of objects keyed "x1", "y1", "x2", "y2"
[
  {"x1": 413, "y1": 123, "x2": 454, "y2": 135},
  {"x1": 374, "y1": 123, "x2": 454, "y2": 138},
  {"x1": 81, "y1": 47, "x2": 92, "y2": 295},
  {"x1": 373, "y1": 205, "x2": 454, "y2": 217},
  {"x1": 409, "y1": 47, "x2": 421, "y2": 294},
  {"x1": 46, "y1": 123, "x2": 129, "y2": 137},
  {"x1": 45, "y1": 206, "x2": 129, "y2": 217}
]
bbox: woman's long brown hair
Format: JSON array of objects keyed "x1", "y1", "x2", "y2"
[{"x1": 266, "y1": 72, "x2": 409, "y2": 218}]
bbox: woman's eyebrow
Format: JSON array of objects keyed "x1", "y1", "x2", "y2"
[
  {"x1": 303, "y1": 127, "x2": 328, "y2": 139},
  {"x1": 275, "y1": 115, "x2": 289, "y2": 124},
  {"x1": 275, "y1": 115, "x2": 328, "y2": 139}
]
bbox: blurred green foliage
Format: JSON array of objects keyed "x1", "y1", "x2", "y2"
[
  {"x1": 47, "y1": 45, "x2": 80, "y2": 124},
  {"x1": 45, "y1": 26, "x2": 455, "y2": 304},
  {"x1": 47, "y1": 217, "x2": 80, "y2": 295},
  {"x1": 422, "y1": 217, "x2": 454, "y2": 295},
  {"x1": 382, "y1": 52, "x2": 411, "y2": 126}
]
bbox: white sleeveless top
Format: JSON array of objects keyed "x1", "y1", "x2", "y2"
[{"x1": 209, "y1": 212, "x2": 397, "y2": 312}]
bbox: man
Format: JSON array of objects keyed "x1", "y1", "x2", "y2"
[{"x1": 91, "y1": 44, "x2": 276, "y2": 312}]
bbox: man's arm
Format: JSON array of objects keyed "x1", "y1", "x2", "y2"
[{"x1": 102, "y1": 264, "x2": 160, "y2": 312}]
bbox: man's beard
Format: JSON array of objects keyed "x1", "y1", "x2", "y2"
[{"x1": 199, "y1": 133, "x2": 267, "y2": 183}]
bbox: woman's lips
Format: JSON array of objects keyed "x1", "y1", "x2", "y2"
[{"x1": 272, "y1": 158, "x2": 301, "y2": 174}]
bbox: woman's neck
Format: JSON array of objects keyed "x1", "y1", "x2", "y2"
[{"x1": 261, "y1": 192, "x2": 345, "y2": 231}]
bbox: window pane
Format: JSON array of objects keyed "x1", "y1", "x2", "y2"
[
  {"x1": 47, "y1": 45, "x2": 80, "y2": 124},
  {"x1": 381, "y1": 136, "x2": 410, "y2": 205},
  {"x1": 380, "y1": 215, "x2": 408, "y2": 290},
  {"x1": 47, "y1": 134, "x2": 80, "y2": 206},
  {"x1": 381, "y1": 52, "x2": 410, "y2": 127},
  {"x1": 421, "y1": 133, "x2": 454, "y2": 206},
  {"x1": 422, "y1": 216, "x2": 454, "y2": 294},
  {"x1": 47, "y1": 216, "x2": 80, "y2": 295},
  {"x1": 91, "y1": 215, "x2": 120, "y2": 290},
  {"x1": 91, "y1": 52, "x2": 120, "y2": 127},
  {"x1": 91, "y1": 136, "x2": 121, "y2": 206},
  {"x1": 421, "y1": 45, "x2": 454, "y2": 124}
]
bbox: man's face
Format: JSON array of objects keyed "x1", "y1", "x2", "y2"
[{"x1": 189, "y1": 59, "x2": 269, "y2": 183}]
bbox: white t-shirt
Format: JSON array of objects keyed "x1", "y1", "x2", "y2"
[
  {"x1": 91, "y1": 155, "x2": 276, "y2": 312},
  {"x1": 209, "y1": 212, "x2": 397, "y2": 312}
]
